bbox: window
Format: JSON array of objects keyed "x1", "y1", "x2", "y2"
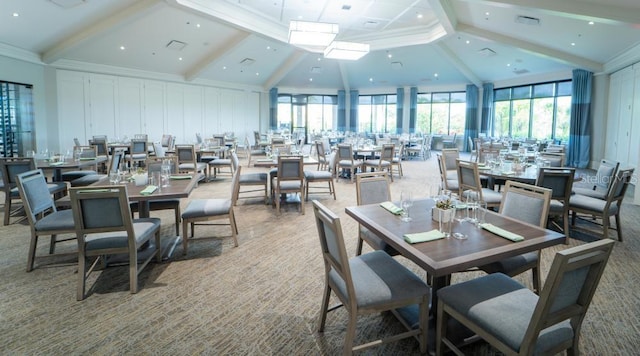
[
  {"x1": 493, "y1": 80, "x2": 572, "y2": 142},
  {"x1": 416, "y1": 91, "x2": 466, "y2": 135},
  {"x1": 358, "y1": 94, "x2": 396, "y2": 133},
  {"x1": 277, "y1": 94, "x2": 337, "y2": 135}
]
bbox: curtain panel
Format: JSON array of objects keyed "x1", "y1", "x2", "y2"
[
  {"x1": 567, "y1": 69, "x2": 592, "y2": 168},
  {"x1": 269, "y1": 87, "x2": 278, "y2": 130},
  {"x1": 409, "y1": 87, "x2": 417, "y2": 134},
  {"x1": 349, "y1": 90, "x2": 359, "y2": 132},
  {"x1": 481, "y1": 83, "x2": 494, "y2": 135},
  {"x1": 464, "y1": 84, "x2": 479, "y2": 152},
  {"x1": 337, "y1": 90, "x2": 346, "y2": 132},
  {"x1": 396, "y1": 88, "x2": 404, "y2": 134}
]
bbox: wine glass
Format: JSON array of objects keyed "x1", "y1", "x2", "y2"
[{"x1": 400, "y1": 191, "x2": 413, "y2": 222}]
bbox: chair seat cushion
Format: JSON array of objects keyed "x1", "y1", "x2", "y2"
[
  {"x1": 548, "y1": 200, "x2": 566, "y2": 214},
  {"x1": 208, "y1": 159, "x2": 231, "y2": 166},
  {"x1": 572, "y1": 187, "x2": 607, "y2": 200},
  {"x1": 182, "y1": 199, "x2": 230, "y2": 219},
  {"x1": 179, "y1": 162, "x2": 207, "y2": 171},
  {"x1": 330, "y1": 250, "x2": 428, "y2": 309},
  {"x1": 71, "y1": 174, "x2": 106, "y2": 187},
  {"x1": 85, "y1": 218, "x2": 160, "y2": 251},
  {"x1": 34, "y1": 209, "x2": 75, "y2": 231},
  {"x1": 438, "y1": 273, "x2": 573, "y2": 353},
  {"x1": 569, "y1": 193, "x2": 617, "y2": 215},
  {"x1": 360, "y1": 227, "x2": 399, "y2": 256},
  {"x1": 126, "y1": 153, "x2": 147, "y2": 160},
  {"x1": 338, "y1": 159, "x2": 362, "y2": 167},
  {"x1": 240, "y1": 172, "x2": 268, "y2": 184},
  {"x1": 363, "y1": 159, "x2": 391, "y2": 168},
  {"x1": 200, "y1": 155, "x2": 219, "y2": 163},
  {"x1": 479, "y1": 251, "x2": 538, "y2": 275},
  {"x1": 304, "y1": 170, "x2": 332, "y2": 181},
  {"x1": 480, "y1": 188, "x2": 503, "y2": 204},
  {"x1": 278, "y1": 181, "x2": 302, "y2": 190}
]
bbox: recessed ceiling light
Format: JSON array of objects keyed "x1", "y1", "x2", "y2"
[
  {"x1": 417, "y1": 13, "x2": 423, "y2": 19},
  {"x1": 485, "y1": 12, "x2": 490, "y2": 16},
  {"x1": 120, "y1": 46, "x2": 125, "y2": 50},
  {"x1": 266, "y1": 46, "x2": 271, "y2": 50},
  {"x1": 434, "y1": 73, "x2": 439, "y2": 78},
  {"x1": 466, "y1": 40, "x2": 470, "y2": 44},
  {"x1": 369, "y1": 78, "x2": 373, "y2": 82},
  {"x1": 571, "y1": 42, "x2": 576, "y2": 46},
  {"x1": 196, "y1": 23, "x2": 200, "y2": 28},
  {"x1": 222, "y1": 66, "x2": 227, "y2": 70},
  {"x1": 309, "y1": 78, "x2": 313, "y2": 82},
  {"x1": 178, "y1": 57, "x2": 183, "y2": 61},
  {"x1": 588, "y1": 21, "x2": 594, "y2": 25},
  {"x1": 507, "y1": 63, "x2": 511, "y2": 67},
  {"x1": 387, "y1": 51, "x2": 392, "y2": 58},
  {"x1": 255, "y1": 72, "x2": 259, "y2": 76},
  {"x1": 12, "y1": 12, "x2": 19, "y2": 17}
]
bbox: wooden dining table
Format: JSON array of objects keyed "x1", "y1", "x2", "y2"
[
  {"x1": 345, "y1": 198, "x2": 565, "y2": 321},
  {"x1": 36, "y1": 156, "x2": 108, "y2": 182}
]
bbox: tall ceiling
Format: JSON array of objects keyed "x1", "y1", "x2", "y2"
[{"x1": 1, "y1": 0, "x2": 639, "y2": 92}]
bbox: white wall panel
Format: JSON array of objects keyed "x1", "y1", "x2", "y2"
[
  {"x1": 143, "y1": 80, "x2": 167, "y2": 142},
  {"x1": 183, "y1": 85, "x2": 204, "y2": 143},
  {"x1": 117, "y1": 77, "x2": 144, "y2": 136},
  {"x1": 203, "y1": 87, "x2": 220, "y2": 135},
  {"x1": 166, "y1": 83, "x2": 186, "y2": 144},
  {"x1": 57, "y1": 70, "x2": 89, "y2": 150},
  {"x1": 88, "y1": 74, "x2": 117, "y2": 139}
]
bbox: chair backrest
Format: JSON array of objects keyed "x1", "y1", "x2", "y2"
[
  {"x1": 195, "y1": 133, "x2": 203, "y2": 144},
  {"x1": 312, "y1": 200, "x2": 354, "y2": 300},
  {"x1": 271, "y1": 136, "x2": 285, "y2": 145},
  {"x1": 519, "y1": 239, "x2": 615, "y2": 354},
  {"x1": 499, "y1": 181, "x2": 552, "y2": 227},
  {"x1": 441, "y1": 148, "x2": 459, "y2": 171},
  {"x1": 230, "y1": 165, "x2": 240, "y2": 205},
  {"x1": 277, "y1": 155, "x2": 303, "y2": 182},
  {"x1": 130, "y1": 138, "x2": 148, "y2": 155},
  {"x1": 153, "y1": 142, "x2": 166, "y2": 158},
  {"x1": 73, "y1": 137, "x2": 81, "y2": 147},
  {"x1": 134, "y1": 134, "x2": 148, "y2": 141},
  {"x1": 161, "y1": 134, "x2": 172, "y2": 147},
  {"x1": 336, "y1": 144, "x2": 354, "y2": 162},
  {"x1": 230, "y1": 151, "x2": 240, "y2": 172},
  {"x1": 592, "y1": 159, "x2": 620, "y2": 191},
  {"x1": 0, "y1": 157, "x2": 36, "y2": 191},
  {"x1": 175, "y1": 145, "x2": 196, "y2": 165},
  {"x1": 69, "y1": 186, "x2": 133, "y2": 236},
  {"x1": 315, "y1": 141, "x2": 326, "y2": 161},
  {"x1": 536, "y1": 167, "x2": 575, "y2": 202},
  {"x1": 74, "y1": 145, "x2": 97, "y2": 158},
  {"x1": 380, "y1": 144, "x2": 395, "y2": 161},
  {"x1": 605, "y1": 167, "x2": 635, "y2": 205},
  {"x1": 16, "y1": 169, "x2": 57, "y2": 225},
  {"x1": 456, "y1": 159, "x2": 482, "y2": 198},
  {"x1": 107, "y1": 149, "x2": 125, "y2": 175},
  {"x1": 355, "y1": 172, "x2": 391, "y2": 206},
  {"x1": 89, "y1": 138, "x2": 108, "y2": 156}
]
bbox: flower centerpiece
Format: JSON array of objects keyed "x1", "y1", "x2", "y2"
[{"x1": 432, "y1": 197, "x2": 456, "y2": 222}]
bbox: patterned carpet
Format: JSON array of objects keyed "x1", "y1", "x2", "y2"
[{"x1": 0, "y1": 154, "x2": 638, "y2": 355}]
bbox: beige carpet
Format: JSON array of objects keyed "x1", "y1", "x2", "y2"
[{"x1": 1, "y1": 155, "x2": 639, "y2": 355}]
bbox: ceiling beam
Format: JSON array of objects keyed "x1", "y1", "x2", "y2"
[
  {"x1": 460, "y1": 0, "x2": 640, "y2": 26},
  {"x1": 457, "y1": 23, "x2": 604, "y2": 72},
  {"x1": 434, "y1": 43, "x2": 483, "y2": 87},
  {"x1": 429, "y1": 0, "x2": 457, "y2": 35},
  {"x1": 184, "y1": 32, "x2": 251, "y2": 82},
  {"x1": 263, "y1": 51, "x2": 308, "y2": 90},
  {"x1": 42, "y1": 0, "x2": 163, "y2": 64}
]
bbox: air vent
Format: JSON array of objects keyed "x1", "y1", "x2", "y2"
[
  {"x1": 239, "y1": 58, "x2": 255, "y2": 66},
  {"x1": 515, "y1": 15, "x2": 540, "y2": 25},
  {"x1": 49, "y1": 0, "x2": 86, "y2": 8},
  {"x1": 363, "y1": 21, "x2": 379, "y2": 29},
  {"x1": 391, "y1": 61, "x2": 403, "y2": 70},
  {"x1": 166, "y1": 40, "x2": 187, "y2": 51},
  {"x1": 513, "y1": 69, "x2": 530, "y2": 75},
  {"x1": 478, "y1": 48, "x2": 496, "y2": 57},
  {"x1": 310, "y1": 66, "x2": 322, "y2": 74}
]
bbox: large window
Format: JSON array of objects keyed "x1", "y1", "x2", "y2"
[
  {"x1": 416, "y1": 92, "x2": 466, "y2": 135},
  {"x1": 358, "y1": 94, "x2": 397, "y2": 133},
  {"x1": 493, "y1": 81, "x2": 571, "y2": 142},
  {"x1": 278, "y1": 94, "x2": 337, "y2": 136},
  {"x1": 307, "y1": 95, "x2": 337, "y2": 132}
]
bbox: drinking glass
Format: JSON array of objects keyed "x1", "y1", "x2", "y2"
[
  {"x1": 109, "y1": 171, "x2": 120, "y2": 185},
  {"x1": 400, "y1": 191, "x2": 413, "y2": 222},
  {"x1": 466, "y1": 193, "x2": 478, "y2": 223},
  {"x1": 476, "y1": 200, "x2": 487, "y2": 226},
  {"x1": 438, "y1": 208, "x2": 454, "y2": 238}
]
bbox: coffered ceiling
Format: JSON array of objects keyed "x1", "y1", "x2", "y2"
[{"x1": 1, "y1": 0, "x2": 639, "y2": 91}]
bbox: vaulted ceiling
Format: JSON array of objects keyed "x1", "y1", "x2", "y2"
[{"x1": 1, "y1": 0, "x2": 639, "y2": 92}]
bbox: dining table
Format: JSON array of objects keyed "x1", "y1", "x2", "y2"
[
  {"x1": 36, "y1": 156, "x2": 108, "y2": 182},
  {"x1": 252, "y1": 155, "x2": 319, "y2": 168},
  {"x1": 345, "y1": 198, "x2": 565, "y2": 337}
]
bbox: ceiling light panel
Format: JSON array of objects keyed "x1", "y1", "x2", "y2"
[
  {"x1": 48, "y1": 0, "x2": 86, "y2": 9},
  {"x1": 288, "y1": 21, "x2": 339, "y2": 46},
  {"x1": 324, "y1": 41, "x2": 369, "y2": 60}
]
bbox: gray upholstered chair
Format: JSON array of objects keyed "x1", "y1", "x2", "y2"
[
  {"x1": 0, "y1": 157, "x2": 67, "y2": 225},
  {"x1": 69, "y1": 185, "x2": 161, "y2": 300},
  {"x1": 304, "y1": 169, "x2": 335, "y2": 202},
  {"x1": 405, "y1": 135, "x2": 428, "y2": 160},
  {"x1": 437, "y1": 239, "x2": 615, "y2": 356},
  {"x1": 126, "y1": 138, "x2": 149, "y2": 168},
  {"x1": 16, "y1": 169, "x2": 76, "y2": 272},
  {"x1": 569, "y1": 167, "x2": 634, "y2": 241},
  {"x1": 573, "y1": 158, "x2": 619, "y2": 200},
  {"x1": 208, "y1": 149, "x2": 234, "y2": 180},
  {"x1": 312, "y1": 200, "x2": 430, "y2": 355},
  {"x1": 456, "y1": 159, "x2": 502, "y2": 209},
  {"x1": 354, "y1": 171, "x2": 398, "y2": 257},
  {"x1": 70, "y1": 149, "x2": 125, "y2": 187},
  {"x1": 175, "y1": 144, "x2": 208, "y2": 181},
  {"x1": 230, "y1": 151, "x2": 268, "y2": 204},
  {"x1": 441, "y1": 148, "x2": 459, "y2": 180},
  {"x1": 442, "y1": 133, "x2": 457, "y2": 149},
  {"x1": 437, "y1": 154, "x2": 458, "y2": 195},
  {"x1": 272, "y1": 155, "x2": 305, "y2": 214},
  {"x1": 479, "y1": 181, "x2": 551, "y2": 293},
  {"x1": 314, "y1": 140, "x2": 330, "y2": 171},
  {"x1": 61, "y1": 145, "x2": 99, "y2": 182},
  {"x1": 181, "y1": 169, "x2": 239, "y2": 254},
  {"x1": 335, "y1": 144, "x2": 362, "y2": 183},
  {"x1": 536, "y1": 167, "x2": 575, "y2": 243},
  {"x1": 363, "y1": 143, "x2": 395, "y2": 181}
]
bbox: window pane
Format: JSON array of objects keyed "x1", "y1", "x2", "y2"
[
  {"x1": 531, "y1": 97, "x2": 554, "y2": 139},
  {"x1": 386, "y1": 104, "x2": 397, "y2": 133},
  {"x1": 554, "y1": 96, "x2": 571, "y2": 142},
  {"x1": 449, "y1": 102, "x2": 466, "y2": 136},
  {"x1": 557, "y1": 81, "x2": 572, "y2": 96},
  {"x1": 494, "y1": 88, "x2": 511, "y2": 101},
  {"x1": 431, "y1": 102, "x2": 449, "y2": 134},
  {"x1": 512, "y1": 86, "x2": 531, "y2": 99},
  {"x1": 417, "y1": 93, "x2": 431, "y2": 104},
  {"x1": 450, "y1": 92, "x2": 466, "y2": 103},
  {"x1": 432, "y1": 93, "x2": 450, "y2": 103},
  {"x1": 308, "y1": 102, "x2": 323, "y2": 133},
  {"x1": 511, "y1": 99, "x2": 530, "y2": 138},
  {"x1": 533, "y1": 83, "x2": 554, "y2": 98},
  {"x1": 277, "y1": 102, "x2": 291, "y2": 130},
  {"x1": 494, "y1": 101, "x2": 510, "y2": 137},
  {"x1": 416, "y1": 102, "x2": 431, "y2": 133}
]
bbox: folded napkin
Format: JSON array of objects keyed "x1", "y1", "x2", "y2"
[
  {"x1": 500, "y1": 171, "x2": 515, "y2": 175},
  {"x1": 140, "y1": 185, "x2": 158, "y2": 195},
  {"x1": 479, "y1": 223, "x2": 524, "y2": 242},
  {"x1": 404, "y1": 230, "x2": 445, "y2": 244},
  {"x1": 380, "y1": 201, "x2": 403, "y2": 215},
  {"x1": 79, "y1": 157, "x2": 95, "y2": 161},
  {"x1": 478, "y1": 166, "x2": 491, "y2": 170},
  {"x1": 169, "y1": 175, "x2": 191, "y2": 180},
  {"x1": 49, "y1": 161, "x2": 65, "y2": 166},
  {"x1": 257, "y1": 158, "x2": 274, "y2": 162}
]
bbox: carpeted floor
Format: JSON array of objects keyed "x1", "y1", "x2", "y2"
[{"x1": 1, "y1": 154, "x2": 639, "y2": 355}]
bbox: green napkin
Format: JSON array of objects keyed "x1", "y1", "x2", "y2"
[
  {"x1": 169, "y1": 175, "x2": 191, "y2": 180},
  {"x1": 79, "y1": 157, "x2": 95, "y2": 161},
  {"x1": 140, "y1": 185, "x2": 158, "y2": 195},
  {"x1": 380, "y1": 201, "x2": 403, "y2": 215},
  {"x1": 404, "y1": 230, "x2": 445, "y2": 243},
  {"x1": 479, "y1": 223, "x2": 524, "y2": 242}
]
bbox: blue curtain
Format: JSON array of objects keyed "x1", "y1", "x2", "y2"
[
  {"x1": 349, "y1": 90, "x2": 359, "y2": 132},
  {"x1": 481, "y1": 83, "x2": 494, "y2": 135},
  {"x1": 567, "y1": 69, "x2": 592, "y2": 168},
  {"x1": 337, "y1": 90, "x2": 346, "y2": 132},
  {"x1": 464, "y1": 84, "x2": 479, "y2": 151},
  {"x1": 409, "y1": 87, "x2": 417, "y2": 134},
  {"x1": 396, "y1": 88, "x2": 404, "y2": 134},
  {"x1": 269, "y1": 87, "x2": 278, "y2": 130}
]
